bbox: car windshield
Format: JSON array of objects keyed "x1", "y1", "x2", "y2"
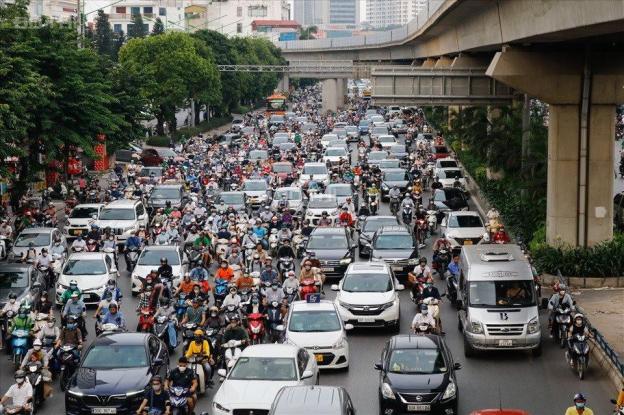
[
  {"x1": 439, "y1": 170, "x2": 463, "y2": 179},
  {"x1": 447, "y1": 215, "x2": 483, "y2": 228},
  {"x1": 325, "y1": 148, "x2": 347, "y2": 157},
  {"x1": 379, "y1": 136, "x2": 395, "y2": 143},
  {"x1": 82, "y1": 345, "x2": 148, "y2": 369},
  {"x1": 157, "y1": 149, "x2": 176, "y2": 158},
  {"x1": 99, "y1": 208, "x2": 135, "y2": 221},
  {"x1": 345, "y1": 126, "x2": 358, "y2": 133},
  {"x1": 304, "y1": 165, "x2": 328, "y2": 175},
  {"x1": 289, "y1": 310, "x2": 342, "y2": 332},
  {"x1": 150, "y1": 188, "x2": 181, "y2": 199},
  {"x1": 322, "y1": 135, "x2": 338, "y2": 142},
  {"x1": 468, "y1": 280, "x2": 537, "y2": 307},
  {"x1": 70, "y1": 207, "x2": 99, "y2": 219},
  {"x1": 302, "y1": 123, "x2": 316, "y2": 132},
  {"x1": 140, "y1": 168, "x2": 162, "y2": 177},
  {"x1": 15, "y1": 232, "x2": 50, "y2": 247},
  {"x1": 384, "y1": 171, "x2": 407, "y2": 181},
  {"x1": 138, "y1": 249, "x2": 180, "y2": 266},
  {"x1": 434, "y1": 146, "x2": 449, "y2": 153},
  {"x1": 374, "y1": 234, "x2": 413, "y2": 249},
  {"x1": 229, "y1": 357, "x2": 297, "y2": 381},
  {"x1": 273, "y1": 137, "x2": 289, "y2": 145},
  {"x1": 270, "y1": 115, "x2": 285, "y2": 123},
  {"x1": 388, "y1": 349, "x2": 447, "y2": 374},
  {"x1": 379, "y1": 160, "x2": 400, "y2": 169},
  {"x1": 433, "y1": 190, "x2": 449, "y2": 202},
  {"x1": 372, "y1": 127, "x2": 387, "y2": 135},
  {"x1": 390, "y1": 145, "x2": 406, "y2": 153},
  {"x1": 326, "y1": 186, "x2": 352, "y2": 197},
  {"x1": 359, "y1": 120, "x2": 370, "y2": 127},
  {"x1": 273, "y1": 164, "x2": 293, "y2": 173},
  {"x1": 274, "y1": 189, "x2": 301, "y2": 200},
  {"x1": 438, "y1": 160, "x2": 458, "y2": 168},
  {"x1": 342, "y1": 274, "x2": 392, "y2": 292},
  {"x1": 0, "y1": 271, "x2": 28, "y2": 290},
  {"x1": 63, "y1": 259, "x2": 107, "y2": 275},
  {"x1": 244, "y1": 181, "x2": 268, "y2": 191},
  {"x1": 308, "y1": 198, "x2": 336, "y2": 209},
  {"x1": 307, "y1": 234, "x2": 347, "y2": 249},
  {"x1": 363, "y1": 218, "x2": 398, "y2": 232},
  {"x1": 219, "y1": 194, "x2": 244, "y2": 205},
  {"x1": 249, "y1": 151, "x2": 268, "y2": 159}
]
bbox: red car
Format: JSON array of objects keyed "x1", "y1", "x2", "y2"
[
  {"x1": 432, "y1": 145, "x2": 450, "y2": 159},
  {"x1": 140, "y1": 148, "x2": 164, "y2": 167},
  {"x1": 470, "y1": 410, "x2": 531, "y2": 415}
]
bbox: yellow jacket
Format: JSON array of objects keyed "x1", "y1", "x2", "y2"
[
  {"x1": 185, "y1": 340, "x2": 211, "y2": 358},
  {"x1": 564, "y1": 407, "x2": 593, "y2": 415}
]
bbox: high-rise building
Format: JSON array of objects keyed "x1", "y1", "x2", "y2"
[
  {"x1": 329, "y1": 0, "x2": 359, "y2": 25},
  {"x1": 293, "y1": 0, "x2": 359, "y2": 27},
  {"x1": 366, "y1": 0, "x2": 426, "y2": 29},
  {"x1": 200, "y1": 0, "x2": 290, "y2": 36}
]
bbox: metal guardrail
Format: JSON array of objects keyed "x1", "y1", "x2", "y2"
[{"x1": 557, "y1": 270, "x2": 624, "y2": 378}]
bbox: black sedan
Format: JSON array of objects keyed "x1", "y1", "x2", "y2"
[
  {"x1": 376, "y1": 335, "x2": 461, "y2": 415},
  {"x1": 304, "y1": 227, "x2": 355, "y2": 277},
  {"x1": 65, "y1": 332, "x2": 169, "y2": 415},
  {"x1": 432, "y1": 188, "x2": 469, "y2": 212}
]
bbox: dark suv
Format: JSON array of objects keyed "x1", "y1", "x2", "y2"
[
  {"x1": 376, "y1": 334, "x2": 461, "y2": 415},
  {"x1": 147, "y1": 184, "x2": 186, "y2": 215},
  {"x1": 369, "y1": 225, "x2": 418, "y2": 277},
  {"x1": 304, "y1": 227, "x2": 355, "y2": 277}
]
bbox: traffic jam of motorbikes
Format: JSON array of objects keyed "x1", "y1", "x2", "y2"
[{"x1": 0, "y1": 83, "x2": 611, "y2": 415}]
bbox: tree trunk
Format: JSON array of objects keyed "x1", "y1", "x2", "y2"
[
  {"x1": 155, "y1": 114, "x2": 165, "y2": 136},
  {"x1": 194, "y1": 102, "x2": 201, "y2": 126},
  {"x1": 170, "y1": 114, "x2": 177, "y2": 133}
]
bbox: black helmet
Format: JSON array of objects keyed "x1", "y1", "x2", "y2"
[
  {"x1": 14, "y1": 370, "x2": 26, "y2": 380},
  {"x1": 160, "y1": 257, "x2": 168, "y2": 264},
  {"x1": 8, "y1": 292, "x2": 17, "y2": 300}
]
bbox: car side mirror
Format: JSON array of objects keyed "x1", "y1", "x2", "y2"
[
  {"x1": 301, "y1": 369, "x2": 314, "y2": 379},
  {"x1": 138, "y1": 214, "x2": 146, "y2": 220},
  {"x1": 182, "y1": 259, "x2": 189, "y2": 265},
  {"x1": 331, "y1": 284, "x2": 339, "y2": 291},
  {"x1": 152, "y1": 358, "x2": 163, "y2": 367},
  {"x1": 374, "y1": 362, "x2": 383, "y2": 371},
  {"x1": 217, "y1": 368, "x2": 227, "y2": 378},
  {"x1": 440, "y1": 218, "x2": 447, "y2": 227},
  {"x1": 396, "y1": 284, "x2": 405, "y2": 291},
  {"x1": 453, "y1": 362, "x2": 462, "y2": 370},
  {"x1": 344, "y1": 323, "x2": 354, "y2": 331}
]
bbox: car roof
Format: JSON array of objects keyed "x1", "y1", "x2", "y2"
[
  {"x1": 383, "y1": 168, "x2": 406, "y2": 173},
  {"x1": 272, "y1": 386, "x2": 348, "y2": 414},
  {"x1": 437, "y1": 157, "x2": 457, "y2": 163},
  {"x1": 242, "y1": 343, "x2": 299, "y2": 358},
  {"x1": 141, "y1": 245, "x2": 180, "y2": 251},
  {"x1": 325, "y1": 147, "x2": 347, "y2": 152},
  {"x1": 0, "y1": 263, "x2": 32, "y2": 272},
  {"x1": 346, "y1": 261, "x2": 390, "y2": 274},
  {"x1": 309, "y1": 194, "x2": 336, "y2": 201},
  {"x1": 326, "y1": 183, "x2": 351, "y2": 189},
  {"x1": 73, "y1": 203, "x2": 105, "y2": 209},
  {"x1": 447, "y1": 211, "x2": 480, "y2": 217},
  {"x1": 93, "y1": 332, "x2": 150, "y2": 346},
  {"x1": 67, "y1": 252, "x2": 108, "y2": 261},
  {"x1": 390, "y1": 334, "x2": 442, "y2": 350},
  {"x1": 105, "y1": 199, "x2": 140, "y2": 208},
  {"x1": 219, "y1": 191, "x2": 245, "y2": 196},
  {"x1": 304, "y1": 162, "x2": 326, "y2": 167},
  {"x1": 275, "y1": 187, "x2": 301, "y2": 192},
  {"x1": 291, "y1": 300, "x2": 336, "y2": 312},
  {"x1": 152, "y1": 184, "x2": 183, "y2": 189},
  {"x1": 19, "y1": 227, "x2": 56, "y2": 234},
  {"x1": 377, "y1": 225, "x2": 410, "y2": 235},
  {"x1": 364, "y1": 215, "x2": 397, "y2": 222},
  {"x1": 310, "y1": 227, "x2": 346, "y2": 236}
]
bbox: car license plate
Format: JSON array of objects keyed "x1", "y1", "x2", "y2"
[
  {"x1": 358, "y1": 317, "x2": 375, "y2": 323},
  {"x1": 498, "y1": 339, "x2": 513, "y2": 347},
  {"x1": 315, "y1": 354, "x2": 323, "y2": 362},
  {"x1": 92, "y1": 409, "x2": 116, "y2": 414},
  {"x1": 391, "y1": 266, "x2": 403, "y2": 271},
  {"x1": 407, "y1": 404, "x2": 431, "y2": 412},
  {"x1": 464, "y1": 240, "x2": 473, "y2": 245},
  {"x1": 321, "y1": 267, "x2": 334, "y2": 272}
]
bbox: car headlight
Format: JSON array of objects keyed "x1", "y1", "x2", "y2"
[
  {"x1": 380, "y1": 301, "x2": 395, "y2": 311},
  {"x1": 338, "y1": 300, "x2": 353, "y2": 309},
  {"x1": 408, "y1": 258, "x2": 419, "y2": 265},
  {"x1": 67, "y1": 390, "x2": 84, "y2": 397},
  {"x1": 441, "y1": 380, "x2": 456, "y2": 400},
  {"x1": 527, "y1": 317, "x2": 540, "y2": 334},
  {"x1": 123, "y1": 226, "x2": 136, "y2": 234},
  {"x1": 333, "y1": 337, "x2": 347, "y2": 349},
  {"x1": 469, "y1": 321, "x2": 484, "y2": 334},
  {"x1": 125, "y1": 390, "x2": 144, "y2": 398},
  {"x1": 340, "y1": 258, "x2": 352, "y2": 265},
  {"x1": 381, "y1": 382, "x2": 396, "y2": 400},
  {"x1": 213, "y1": 401, "x2": 231, "y2": 413}
]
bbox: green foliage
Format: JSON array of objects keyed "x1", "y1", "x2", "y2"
[
  {"x1": 146, "y1": 116, "x2": 232, "y2": 146},
  {"x1": 127, "y1": 13, "x2": 147, "y2": 39},
  {"x1": 151, "y1": 18, "x2": 165, "y2": 36},
  {"x1": 93, "y1": 10, "x2": 115, "y2": 58}
]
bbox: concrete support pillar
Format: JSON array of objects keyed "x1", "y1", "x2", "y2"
[
  {"x1": 336, "y1": 78, "x2": 345, "y2": 109},
  {"x1": 421, "y1": 58, "x2": 436, "y2": 68},
  {"x1": 487, "y1": 48, "x2": 624, "y2": 247},
  {"x1": 322, "y1": 78, "x2": 338, "y2": 113},
  {"x1": 278, "y1": 73, "x2": 290, "y2": 92}
]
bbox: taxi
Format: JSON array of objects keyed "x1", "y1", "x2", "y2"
[{"x1": 282, "y1": 296, "x2": 352, "y2": 369}]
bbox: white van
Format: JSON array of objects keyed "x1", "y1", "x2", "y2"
[{"x1": 457, "y1": 244, "x2": 542, "y2": 358}]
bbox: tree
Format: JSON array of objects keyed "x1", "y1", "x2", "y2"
[
  {"x1": 298, "y1": 25, "x2": 317, "y2": 40},
  {"x1": 93, "y1": 10, "x2": 114, "y2": 58},
  {"x1": 151, "y1": 17, "x2": 165, "y2": 35},
  {"x1": 127, "y1": 13, "x2": 147, "y2": 39}
]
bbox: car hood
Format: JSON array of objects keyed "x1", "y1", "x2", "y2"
[
  {"x1": 271, "y1": 200, "x2": 303, "y2": 210},
  {"x1": 243, "y1": 191, "x2": 268, "y2": 197},
  {"x1": 215, "y1": 379, "x2": 300, "y2": 409},
  {"x1": 307, "y1": 249, "x2": 349, "y2": 260},
  {"x1": 383, "y1": 180, "x2": 408, "y2": 188},
  {"x1": 439, "y1": 178, "x2": 466, "y2": 186},
  {"x1": 59, "y1": 273, "x2": 109, "y2": 291},
  {"x1": 286, "y1": 330, "x2": 343, "y2": 349},
  {"x1": 306, "y1": 207, "x2": 337, "y2": 216},
  {"x1": 95, "y1": 220, "x2": 136, "y2": 229},
  {"x1": 67, "y1": 218, "x2": 94, "y2": 227},
  {"x1": 149, "y1": 198, "x2": 181, "y2": 207},
  {"x1": 446, "y1": 227, "x2": 485, "y2": 239},
  {"x1": 385, "y1": 372, "x2": 448, "y2": 393},
  {"x1": 70, "y1": 367, "x2": 151, "y2": 396},
  {"x1": 372, "y1": 249, "x2": 415, "y2": 260},
  {"x1": 338, "y1": 290, "x2": 394, "y2": 306}
]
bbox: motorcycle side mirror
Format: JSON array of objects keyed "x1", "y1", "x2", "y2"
[
  {"x1": 217, "y1": 368, "x2": 227, "y2": 378},
  {"x1": 374, "y1": 362, "x2": 383, "y2": 371},
  {"x1": 440, "y1": 292, "x2": 447, "y2": 298},
  {"x1": 301, "y1": 369, "x2": 314, "y2": 379},
  {"x1": 152, "y1": 358, "x2": 163, "y2": 367},
  {"x1": 395, "y1": 284, "x2": 405, "y2": 291},
  {"x1": 344, "y1": 323, "x2": 354, "y2": 331}
]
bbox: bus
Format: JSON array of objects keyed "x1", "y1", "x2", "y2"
[{"x1": 266, "y1": 93, "x2": 287, "y2": 116}]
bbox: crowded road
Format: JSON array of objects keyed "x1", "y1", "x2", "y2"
[{"x1": 0, "y1": 130, "x2": 615, "y2": 415}]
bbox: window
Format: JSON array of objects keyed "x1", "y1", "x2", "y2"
[
  {"x1": 297, "y1": 349, "x2": 309, "y2": 375},
  {"x1": 143, "y1": 6, "x2": 153, "y2": 14},
  {"x1": 159, "y1": 7, "x2": 166, "y2": 16},
  {"x1": 115, "y1": 6, "x2": 126, "y2": 14},
  {"x1": 236, "y1": 6, "x2": 242, "y2": 17},
  {"x1": 130, "y1": 6, "x2": 140, "y2": 15},
  {"x1": 248, "y1": 5, "x2": 267, "y2": 17},
  {"x1": 236, "y1": 22, "x2": 243, "y2": 33}
]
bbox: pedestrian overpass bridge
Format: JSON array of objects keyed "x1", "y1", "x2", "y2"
[{"x1": 269, "y1": 0, "x2": 624, "y2": 248}]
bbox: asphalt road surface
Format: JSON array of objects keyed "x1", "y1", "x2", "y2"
[{"x1": 0, "y1": 139, "x2": 615, "y2": 415}]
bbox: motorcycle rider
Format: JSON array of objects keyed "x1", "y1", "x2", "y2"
[
  {"x1": 180, "y1": 298, "x2": 206, "y2": 327},
  {"x1": 566, "y1": 313, "x2": 592, "y2": 366},
  {"x1": 564, "y1": 393, "x2": 594, "y2": 415},
  {"x1": 317, "y1": 211, "x2": 332, "y2": 227},
  {"x1": 215, "y1": 260, "x2": 235, "y2": 282},
  {"x1": 165, "y1": 357, "x2": 198, "y2": 415},
  {"x1": 276, "y1": 239, "x2": 296, "y2": 260},
  {"x1": 59, "y1": 280, "x2": 82, "y2": 305},
  {"x1": 102, "y1": 279, "x2": 123, "y2": 303},
  {"x1": 283, "y1": 271, "x2": 300, "y2": 291},
  {"x1": 222, "y1": 315, "x2": 249, "y2": 344},
  {"x1": 0, "y1": 370, "x2": 33, "y2": 415},
  {"x1": 260, "y1": 259, "x2": 279, "y2": 284},
  {"x1": 135, "y1": 375, "x2": 171, "y2": 415},
  {"x1": 264, "y1": 280, "x2": 285, "y2": 305},
  {"x1": 100, "y1": 301, "x2": 127, "y2": 330},
  {"x1": 222, "y1": 287, "x2": 242, "y2": 308},
  {"x1": 62, "y1": 292, "x2": 87, "y2": 340},
  {"x1": 124, "y1": 231, "x2": 143, "y2": 271},
  {"x1": 411, "y1": 304, "x2": 436, "y2": 333},
  {"x1": 447, "y1": 255, "x2": 461, "y2": 278},
  {"x1": 86, "y1": 224, "x2": 101, "y2": 244},
  {"x1": 204, "y1": 306, "x2": 224, "y2": 331},
  {"x1": 388, "y1": 185, "x2": 401, "y2": 207},
  {"x1": 547, "y1": 284, "x2": 574, "y2": 336},
  {"x1": 184, "y1": 329, "x2": 214, "y2": 388},
  {"x1": 55, "y1": 315, "x2": 83, "y2": 359},
  {"x1": 408, "y1": 257, "x2": 433, "y2": 283},
  {"x1": 71, "y1": 235, "x2": 87, "y2": 252},
  {"x1": 400, "y1": 192, "x2": 415, "y2": 211}
]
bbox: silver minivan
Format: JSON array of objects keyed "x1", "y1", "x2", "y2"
[{"x1": 457, "y1": 244, "x2": 542, "y2": 358}]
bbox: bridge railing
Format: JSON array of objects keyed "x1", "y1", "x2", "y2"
[{"x1": 278, "y1": 0, "x2": 445, "y2": 51}]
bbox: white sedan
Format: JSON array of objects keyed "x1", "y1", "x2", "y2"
[
  {"x1": 56, "y1": 252, "x2": 118, "y2": 305},
  {"x1": 212, "y1": 344, "x2": 319, "y2": 415}
]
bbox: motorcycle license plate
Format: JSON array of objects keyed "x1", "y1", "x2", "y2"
[
  {"x1": 70, "y1": 229, "x2": 82, "y2": 236},
  {"x1": 92, "y1": 409, "x2": 117, "y2": 414},
  {"x1": 407, "y1": 404, "x2": 430, "y2": 412},
  {"x1": 498, "y1": 340, "x2": 513, "y2": 347},
  {"x1": 391, "y1": 266, "x2": 403, "y2": 271},
  {"x1": 315, "y1": 354, "x2": 323, "y2": 362},
  {"x1": 321, "y1": 267, "x2": 334, "y2": 272},
  {"x1": 463, "y1": 240, "x2": 473, "y2": 245}
]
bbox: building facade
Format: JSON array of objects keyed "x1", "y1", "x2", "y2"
[
  {"x1": 293, "y1": 0, "x2": 359, "y2": 27},
  {"x1": 197, "y1": 0, "x2": 290, "y2": 37},
  {"x1": 365, "y1": 0, "x2": 426, "y2": 28}
]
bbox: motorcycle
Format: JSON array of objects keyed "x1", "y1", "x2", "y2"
[
  {"x1": 402, "y1": 205, "x2": 413, "y2": 225},
  {"x1": 247, "y1": 313, "x2": 266, "y2": 345},
  {"x1": 244, "y1": 242, "x2": 256, "y2": 269},
  {"x1": 11, "y1": 329, "x2": 30, "y2": 369},
  {"x1": 413, "y1": 322, "x2": 435, "y2": 335},
  {"x1": 186, "y1": 246, "x2": 203, "y2": 269},
  {"x1": 0, "y1": 235, "x2": 11, "y2": 260},
  {"x1": 187, "y1": 354, "x2": 207, "y2": 395},
  {"x1": 299, "y1": 277, "x2": 318, "y2": 301},
  {"x1": 426, "y1": 210, "x2": 438, "y2": 235},
  {"x1": 415, "y1": 218, "x2": 427, "y2": 247},
  {"x1": 266, "y1": 301, "x2": 284, "y2": 343},
  {"x1": 59, "y1": 344, "x2": 79, "y2": 392},
  {"x1": 446, "y1": 272, "x2": 460, "y2": 307},
  {"x1": 215, "y1": 238, "x2": 229, "y2": 262},
  {"x1": 214, "y1": 278, "x2": 229, "y2": 308},
  {"x1": 283, "y1": 286, "x2": 297, "y2": 304},
  {"x1": 181, "y1": 322, "x2": 198, "y2": 350},
  {"x1": 137, "y1": 307, "x2": 155, "y2": 333},
  {"x1": 568, "y1": 332, "x2": 590, "y2": 380},
  {"x1": 125, "y1": 246, "x2": 140, "y2": 271},
  {"x1": 389, "y1": 196, "x2": 400, "y2": 215},
  {"x1": 154, "y1": 314, "x2": 176, "y2": 351},
  {"x1": 553, "y1": 306, "x2": 572, "y2": 348},
  {"x1": 422, "y1": 297, "x2": 442, "y2": 334},
  {"x1": 169, "y1": 386, "x2": 190, "y2": 415},
  {"x1": 433, "y1": 249, "x2": 451, "y2": 278},
  {"x1": 277, "y1": 257, "x2": 295, "y2": 280},
  {"x1": 221, "y1": 339, "x2": 243, "y2": 372},
  {"x1": 25, "y1": 360, "x2": 45, "y2": 409},
  {"x1": 174, "y1": 295, "x2": 189, "y2": 321}
]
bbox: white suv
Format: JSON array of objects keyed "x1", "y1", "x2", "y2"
[
  {"x1": 332, "y1": 262, "x2": 404, "y2": 330},
  {"x1": 64, "y1": 203, "x2": 104, "y2": 239},
  {"x1": 95, "y1": 199, "x2": 149, "y2": 245},
  {"x1": 441, "y1": 211, "x2": 487, "y2": 248}
]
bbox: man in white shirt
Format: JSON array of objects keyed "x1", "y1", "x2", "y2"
[
  {"x1": 0, "y1": 370, "x2": 33, "y2": 413},
  {"x1": 411, "y1": 304, "x2": 436, "y2": 333}
]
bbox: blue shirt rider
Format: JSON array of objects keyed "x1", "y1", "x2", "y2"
[{"x1": 100, "y1": 302, "x2": 126, "y2": 330}]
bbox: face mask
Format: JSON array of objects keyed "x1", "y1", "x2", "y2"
[
  {"x1": 152, "y1": 384, "x2": 161, "y2": 392},
  {"x1": 194, "y1": 290, "x2": 200, "y2": 294},
  {"x1": 47, "y1": 322, "x2": 54, "y2": 328},
  {"x1": 210, "y1": 312, "x2": 217, "y2": 317},
  {"x1": 575, "y1": 403, "x2": 585, "y2": 409},
  {"x1": 559, "y1": 291, "x2": 565, "y2": 296},
  {"x1": 271, "y1": 286, "x2": 277, "y2": 290},
  {"x1": 42, "y1": 253, "x2": 47, "y2": 257},
  {"x1": 288, "y1": 275, "x2": 295, "y2": 280},
  {"x1": 422, "y1": 311, "x2": 428, "y2": 316},
  {"x1": 109, "y1": 237, "x2": 114, "y2": 241},
  {"x1": 221, "y1": 265, "x2": 227, "y2": 268},
  {"x1": 108, "y1": 285, "x2": 114, "y2": 290},
  {"x1": 67, "y1": 323, "x2": 76, "y2": 330},
  {"x1": 178, "y1": 366, "x2": 186, "y2": 372},
  {"x1": 16, "y1": 378, "x2": 24, "y2": 385},
  {"x1": 304, "y1": 266, "x2": 311, "y2": 270},
  {"x1": 9, "y1": 299, "x2": 15, "y2": 304},
  {"x1": 34, "y1": 345, "x2": 41, "y2": 351}
]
